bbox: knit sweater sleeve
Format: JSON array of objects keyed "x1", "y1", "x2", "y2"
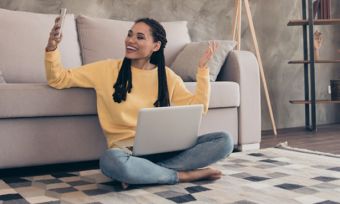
[
  {"x1": 45, "y1": 49, "x2": 110, "y2": 89},
  {"x1": 171, "y1": 67, "x2": 211, "y2": 113}
]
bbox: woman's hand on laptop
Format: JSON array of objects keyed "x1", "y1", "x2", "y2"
[{"x1": 198, "y1": 41, "x2": 218, "y2": 69}]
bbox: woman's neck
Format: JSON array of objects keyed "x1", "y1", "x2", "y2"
[{"x1": 131, "y1": 58, "x2": 156, "y2": 70}]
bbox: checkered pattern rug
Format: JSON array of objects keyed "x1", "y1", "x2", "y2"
[{"x1": 1, "y1": 147, "x2": 340, "y2": 204}]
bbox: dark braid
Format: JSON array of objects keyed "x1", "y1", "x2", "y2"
[
  {"x1": 112, "y1": 58, "x2": 132, "y2": 102},
  {"x1": 112, "y1": 18, "x2": 170, "y2": 107}
]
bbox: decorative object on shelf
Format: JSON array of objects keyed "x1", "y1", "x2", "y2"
[
  {"x1": 232, "y1": 0, "x2": 277, "y2": 136},
  {"x1": 320, "y1": 0, "x2": 331, "y2": 19},
  {"x1": 313, "y1": 0, "x2": 321, "y2": 19},
  {"x1": 330, "y1": 80, "x2": 340, "y2": 100},
  {"x1": 313, "y1": 0, "x2": 331, "y2": 19},
  {"x1": 313, "y1": 30, "x2": 322, "y2": 60}
]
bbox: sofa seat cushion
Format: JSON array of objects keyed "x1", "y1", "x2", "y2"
[
  {"x1": 0, "y1": 84, "x2": 97, "y2": 118},
  {"x1": 0, "y1": 82, "x2": 239, "y2": 118},
  {"x1": 184, "y1": 82, "x2": 240, "y2": 108}
]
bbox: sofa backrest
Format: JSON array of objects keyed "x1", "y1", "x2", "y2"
[
  {"x1": 76, "y1": 15, "x2": 191, "y2": 66},
  {"x1": 0, "y1": 8, "x2": 82, "y2": 83},
  {"x1": 0, "y1": 8, "x2": 192, "y2": 83}
]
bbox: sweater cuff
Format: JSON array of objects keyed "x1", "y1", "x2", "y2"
[
  {"x1": 45, "y1": 48, "x2": 61, "y2": 62},
  {"x1": 197, "y1": 67, "x2": 210, "y2": 78}
]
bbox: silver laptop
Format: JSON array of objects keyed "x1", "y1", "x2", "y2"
[{"x1": 132, "y1": 104, "x2": 203, "y2": 156}]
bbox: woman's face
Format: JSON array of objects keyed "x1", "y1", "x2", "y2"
[{"x1": 125, "y1": 22, "x2": 161, "y2": 60}]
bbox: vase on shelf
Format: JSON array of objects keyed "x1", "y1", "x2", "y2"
[
  {"x1": 313, "y1": 30, "x2": 322, "y2": 60},
  {"x1": 330, "y1": 80, "x2": 340, "y2": 100}
]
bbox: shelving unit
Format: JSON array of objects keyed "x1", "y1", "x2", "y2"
[
  {"x1": 288, "y1": 60, "x2": 340, "y2": 64},
  {"x1": 288, "y1": 0, "x2": 339, "y2": 131},
  {"x1": 288, "y1": 19, "x2": 340, "y2": 26},
  {"x1": 290, "y1": 100, "x2": 340, "y2": 104}
]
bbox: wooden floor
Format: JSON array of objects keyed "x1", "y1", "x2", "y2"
[{"x1": 261, "y1": 123, "x2": 340, "y2": 154}]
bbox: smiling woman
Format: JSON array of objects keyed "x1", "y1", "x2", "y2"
[{"x1": 45, "y1": 15, "x2": 233, "y2": 188}]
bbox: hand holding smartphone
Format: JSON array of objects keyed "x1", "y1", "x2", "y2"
[
  {"x1": 58, "y1": 8, "x2": 67, "y2": 38},
  {"x1": 46, "y1": 8, "x2": 67, "y2": 52}
]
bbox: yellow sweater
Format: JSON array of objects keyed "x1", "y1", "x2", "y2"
[{"x1": 45, "y1": 49, "x2": 210, "y2": 148}]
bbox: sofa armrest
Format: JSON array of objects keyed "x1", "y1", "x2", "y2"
[{"x1": 217, "y1": 50, "x2": 261, "y2": 146}]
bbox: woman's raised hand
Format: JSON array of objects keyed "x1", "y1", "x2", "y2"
[
  {"x1": 198, "y1": 41, "x2": 218, "y2": 68},
  {"x1": 46, "y1": 17, "x2": 63, "y2": 52}
]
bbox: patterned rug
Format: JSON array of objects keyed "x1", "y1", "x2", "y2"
[{"x1": 1, "y1": 147, "x2": 340, "y2": 204}]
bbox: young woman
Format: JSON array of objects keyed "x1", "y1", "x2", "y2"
[{"x1": 45, "y1": 17, "x2": 234, "y2": 188}]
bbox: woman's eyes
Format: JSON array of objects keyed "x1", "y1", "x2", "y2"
[{"x1": 127, "y1": 33, "x2": 145, "y2": 40}]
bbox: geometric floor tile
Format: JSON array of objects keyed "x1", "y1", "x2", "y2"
[
  {"x1": 327, "y1": 167, "x2": 340, "y2": 172},
  {"x1": 312, "y1": 176, "x2": 339, "y2": 182},
  {"x1": 2, "y1": 178, "x2": 32, "y2": 188},
  {"x1": 314, "y1": 201, "x2": 340, "y2": 204},
  {"x1": 275, "y1": 183, "x2": 305, "y2": 190},
  {"x1": 248, "y1": 153, "x2": 266, "y2": 157},
  {"x1": 167, "y1": 194, "x2": 196, "y2": 203},
  {"x1": 24, "y1": 195, "x2": 59, "y2": 204},
  {"x1": 185, "y1": 185, "x2": 210, "y2": 193},
  {"x1": 155, "y1": 190, "x2": 187, "y2": 198},
  {"x1": 1, "y1": 147, "x2": 340, "y2": 204},
  {"x1": 243, "y1": 176, "x2": 271, "y2": 182}
]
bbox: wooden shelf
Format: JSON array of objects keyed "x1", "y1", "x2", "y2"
[
  {"x1": 288, "y1": 60, "x2": 340, "y2": 64},
  {"x1": 288, "y1": 19, "x2": 340, "y2": 26},
  {"x1": 290, "y1": 99, "x2": 340, "y2": 104}
]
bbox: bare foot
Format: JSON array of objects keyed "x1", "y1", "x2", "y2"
[{"x1": 178, "y1": 168, "x2": 223, "y2": 182}]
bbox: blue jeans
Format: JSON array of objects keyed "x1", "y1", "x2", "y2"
[{"x1": 99, "y1": 131, "x2": 234, "y2": 185}]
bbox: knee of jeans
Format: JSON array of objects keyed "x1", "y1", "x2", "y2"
[
  {"x1": 99, "y1": 148, "x2": 129, "y2": 179},
  {"x1": 218, "y1": 132, "x2": 234, "y2": 158}
]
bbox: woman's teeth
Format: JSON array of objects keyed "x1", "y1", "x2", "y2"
[{"x1": 127, "y1": 46, "x2": 137, "y2": 51}]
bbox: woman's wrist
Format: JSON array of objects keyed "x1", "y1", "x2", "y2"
[
  {"x1": 45, "y1": 45, "x2": 57, "y2": 52},
  {"x1": 198, "y1": 65, "x2": 208, "y2": 69}
]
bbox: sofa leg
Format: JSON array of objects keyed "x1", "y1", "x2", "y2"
[{"x1": 237, "y1": 143, "x2": 260, "y2": 151}]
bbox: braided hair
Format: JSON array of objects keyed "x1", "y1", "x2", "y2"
[{"x1": 112, "y1": 18, "x2": 170, "y2": 107}]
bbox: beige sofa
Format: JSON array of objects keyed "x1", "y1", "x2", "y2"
[{"x1": 0, "y1": 8, "x2": 261, "y2": 169}]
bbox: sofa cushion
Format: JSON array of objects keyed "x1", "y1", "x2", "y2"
[
  {"x1": 0, "y1": 83, "x2": 97, "y2": 118},
  {"x1": 184, "y1": 82, "x2": 240, "y2": 108},
  {"x1": 76, "y1": 15, "x2": 191, "y2": 66},
  {"x1": 0, "y1": 70, "x2": 6, "y2": 83},
  {"x1": 0, "y1": 82, "x2": 238, "y2": 118},
  {"x1": 0, "y1": 8, "x2": 82, "y2": 83},
  {"x1": 171, "y1": 40, "x2": 236, "y2": 82}
]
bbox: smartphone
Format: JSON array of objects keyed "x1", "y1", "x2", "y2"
[{"x1": 58, "y1": 8, "x2": 67, "y2": 38}]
